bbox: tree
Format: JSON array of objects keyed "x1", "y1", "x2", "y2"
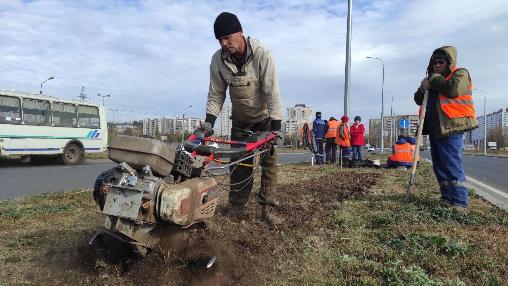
[
  {"x1": 122, "y1": 128, "x2": 142, "y2": 137},
  {"x1": 488, "y1": 126, "x2": 505, "y2": 149}
]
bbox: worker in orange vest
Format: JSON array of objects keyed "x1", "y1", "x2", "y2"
[
  {"x1": 415, "y1": 46, "x2": 478, "y2": 209},
  {"x1": 336, "y1": 115, "x2": 352, "y2": 165},
  {"x1": 387, "y1": 135, "x2": 417, "y2": 169},
  {"x1": 325, "y1": 117, "x2": 340, "y2": 163}
]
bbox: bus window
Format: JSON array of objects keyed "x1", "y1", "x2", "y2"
[
  {"x1": 22, "y1": 99, "x2": 51, "y2": 125},
  {"x1": 78, "y1": 105, "x2": 100, "y2": 128},
  {"x1": 0, "y1": 95, "x2": 22, "y2": 124},
  {"x1": 52, "y1": 102, "x2": 77, "y2": 127}
]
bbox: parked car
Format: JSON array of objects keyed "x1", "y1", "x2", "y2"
[{"x1": 368, "y1": 146, "x2": 375, "y2": 152}]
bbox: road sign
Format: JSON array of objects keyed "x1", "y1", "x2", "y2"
[{"x1": 399, "y1": 118, "x2": 410, "y2": 129}]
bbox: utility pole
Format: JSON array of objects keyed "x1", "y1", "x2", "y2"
[
  {"x1": 78, "y1": 86, "x2": 87, "y2": 101},
  {"x1": 343, "y1": 0, "x2": 352, "y2": 118}
]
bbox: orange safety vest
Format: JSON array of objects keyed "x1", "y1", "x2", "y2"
[
  {"x1": 388, "y1": 142, "x2": 413, "y2": 163},
  {"x1": 325, "y1": 120, "x2": 340, "y2": 138},
  {"x1": 419, "y1": 67, "x2": 476, "y2": 118},
  {"x1": 438, "y1": 67, "x2": 476, "y2": 118},
  {"x1": 335, "y1": 123, "x2": 350, "y2": 147}
]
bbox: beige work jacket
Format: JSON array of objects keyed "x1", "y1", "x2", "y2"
[{"x1": 206, "y1": 37, "x2": 283, "y2": 124}]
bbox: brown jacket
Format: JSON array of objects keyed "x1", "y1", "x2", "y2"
[{"x1": 414, "y1": 46, "x2": 478, "y2": 138}]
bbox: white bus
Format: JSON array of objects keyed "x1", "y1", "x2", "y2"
[{"x1": 0, "y1": 89, "x2": 108, "y2": 164}]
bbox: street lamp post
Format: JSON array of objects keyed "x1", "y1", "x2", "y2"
[
  {"x1": 343, "y1": 0, "x2": 353, "y2": 118},
  {"x1": 40, "y1": 76, "x2": 54, "y2": 95},
  {"x1": 366, "y1": 56, "x2": 385, "y2": 153},
  {"x1": 109, "y1": 108, "x2": 118, "y2": 140},
  {"x1": 181, "y1": 105, "x2": 192, "y2": 145},
  {"x1": 390, "y1": 94, "x2": 394, "y2": 145},
  {"x1": 97, "y1": 93, "x2": 111, "y2": 106},
  {"x1": 483, "y1": 96, "x2": 487, "y2": 155}
]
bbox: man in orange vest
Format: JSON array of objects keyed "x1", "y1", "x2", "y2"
[
  {"x1": 387, "y1": 135, "x2": 416, "y2": 169},
  {"x1": 336, "y1": 115, "x2": 352, "y2": 165},
  {"x1": 325, "y1": 117, "x2": 340, "y2": 163},
  {"x1": 415, "y1": 46, "x2": 478, "y2": 209}
]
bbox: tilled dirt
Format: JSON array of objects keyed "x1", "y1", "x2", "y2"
[{"x1": 36, "y1": 170, "x2": 380, "y2": 285}]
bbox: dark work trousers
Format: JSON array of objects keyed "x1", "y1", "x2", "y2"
[
  {"x1": 325, "y1": 138, "x2": 337, "y2": 163},
  {"x1": 352, "y1": 145, "x2": 363, "y2": 160},
  {"x1": 429, "y1": 133, "x2": 468, "y2": 207},
  {"x1": 315, "y1": 138, "x2": 324, "y2": 164},
  {"x1": 229, "y1": 119, "x2": 278, "y2": 207}
]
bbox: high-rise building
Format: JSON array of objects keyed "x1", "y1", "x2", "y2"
[
  {"x1": 468, "y1": 107, "x2": 508, "y2": 147},
  {"x1": 218, "y1": 102, "x2": 232, "y2": 138},
  {"x1": 285, "y1": 104, "x2": 313, "y2": 134},
  {"x1": 142, "y1": 116, "x2": 203, "y2": 137},
  {"x1": 369, "y1": 114, "x2": 419, "y2": 147}
]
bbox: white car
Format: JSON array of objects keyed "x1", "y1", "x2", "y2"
[{"x1": 368, "y1": 146, "x2": 375, "y2": 152}]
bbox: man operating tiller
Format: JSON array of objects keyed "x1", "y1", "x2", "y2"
[{"x1": 195, "y1": 12, "x2": 284, "y2": 226}]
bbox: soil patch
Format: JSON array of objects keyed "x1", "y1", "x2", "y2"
[{"x1": 34, "y1": 170, "x2": 380, "y2": 285}]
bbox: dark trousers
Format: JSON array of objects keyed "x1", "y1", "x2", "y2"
[
  {"x1": 315, "y1": 138, "x2": 324, "y2": 164},
  {"x1": 325, "y1": 138, "x2": 337, "y2": 163},
  {"x1": 429, "y1": 133, "x2": 468, "y2": 207},
  {"x1": 229, "y1": 119, "x2": 278, "y2": 206},
  {"x1": 352, "y1": 145, "x2": 363, "y2": 160}
]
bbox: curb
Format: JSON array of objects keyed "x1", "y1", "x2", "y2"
[
  {"x1": 465, "y1": 176, "x2": 508, "y2": 211},
  {"x1": 422, "y1": 158, "x2": 508, "y2": 211},
  {"x1": 463, "y1": 153, "x2": 508, "y2": 159}
]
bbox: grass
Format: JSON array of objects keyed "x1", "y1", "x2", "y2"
[
  {"x1": 85, "y1": 151, "x2": 109, "y2": 160},
  {"x1": 270, "y1": 163, "x2": 508, "y2": 285},
  {"x1": 0, "y1": 162, "x2": 506, "y2": 285}
]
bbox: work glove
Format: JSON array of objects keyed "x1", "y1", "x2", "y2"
[
  {"x1": 193, "y1": 121, "x2": 214, "y2": 139},
  {"x1": 273, "y1": 131, "x2": 284, "y2": 146},
  {"x1": 270, "y1": 120, "x2": 283, "y2": 146}
]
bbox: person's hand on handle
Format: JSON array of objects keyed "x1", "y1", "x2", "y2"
[
  {"x1": 193, "y1": 121, "x2": 214, "y2": 139},
  {"x1": 421, "y1": 78, "x2": 431, "y2": 90}
]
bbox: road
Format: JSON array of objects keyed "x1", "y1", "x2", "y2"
[
  {"x1": 420, "y1": 151, "x2": 507, "y2": 194},
  {"x1": 0, "y1": 152, "x2": 313, "y2": 200},
  {"x1": 3, "y1": 152, "x2": 505, "y2": 200}
]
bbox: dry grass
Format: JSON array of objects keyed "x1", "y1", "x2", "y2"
[{"x1": 0, "y1": 162, "x2": 507, "y2": 285}]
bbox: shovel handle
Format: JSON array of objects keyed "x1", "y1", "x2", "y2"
[{"x1": 407, "y1": 89, "x2": 429, "y2": 196}]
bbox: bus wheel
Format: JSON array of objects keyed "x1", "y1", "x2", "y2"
[{"x1": 62, "y1": 143, "x2": 83, "y2": 165}]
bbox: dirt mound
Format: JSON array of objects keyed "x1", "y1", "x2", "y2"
[{"x1": 40, "y1": 170, "x2": 380, "y2": 285}]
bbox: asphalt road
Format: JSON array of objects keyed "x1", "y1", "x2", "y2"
[
  {"x1": 3, "y1": 151, "x2": 504, "y2": 200},
  {"x1": 420, "y1": 151, "x2": 507, "y2": 194},
  {"x1": 0, "y1": 152, "x2": 313, "y2": 200}
]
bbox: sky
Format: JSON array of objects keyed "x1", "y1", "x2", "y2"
[{"x1": 1, "y1": 0, "x2": 507, "y2": 126}]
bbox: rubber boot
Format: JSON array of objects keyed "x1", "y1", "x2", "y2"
[
  {"x1": 222, "y1": 203, "x2": 248, "y2": 219},
  {"x1": 261, "y1": 206, "x2": 282, "y2": 226}
]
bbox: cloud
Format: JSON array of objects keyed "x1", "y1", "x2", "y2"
[{"x1": 0, "y1": 0, "x2": 506, "y2": 125}]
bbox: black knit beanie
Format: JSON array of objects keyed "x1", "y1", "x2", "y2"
[{"x1": 214, "y1": 12, "x2": 242, "y2": 39}]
